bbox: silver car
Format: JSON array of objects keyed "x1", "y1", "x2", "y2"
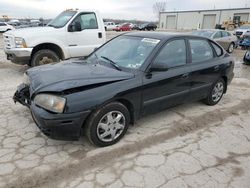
[{"x1": 192, "y1": 29, "x2": 237, "y2": 53}]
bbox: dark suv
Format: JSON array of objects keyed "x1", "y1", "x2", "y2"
[
  {"x1": 14, "y1": 32, "x2": 234, "y2": 147},
  {"x1": 139, "y1": 23, "x2": 157, "y2": 31}
]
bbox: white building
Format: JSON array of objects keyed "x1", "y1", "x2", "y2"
[{"x1": 159, "y1": 8, "x2": 250, "y2": 30}]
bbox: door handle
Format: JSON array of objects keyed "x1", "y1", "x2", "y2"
[
  {"x1": 98, "y1": 32, "x2": 102, "y2": 38},
  {"x1": 181, "y1": 73, "x2": 189, "y2": 79}
]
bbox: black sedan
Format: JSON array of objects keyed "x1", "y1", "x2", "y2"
[
  {"x1": 14, "y1": 32, "x2": 234, "y2": 147},
  {"x1": 139, "y1": 23, "x2": 157, "y2": 31}
]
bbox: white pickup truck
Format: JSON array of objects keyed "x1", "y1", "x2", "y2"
[
  {"x1": 4, "y1": 9, "x2": 106, "y2": 66},
  {"x1": 104, "y1": 22, "x2": 117, "y2": 31}
]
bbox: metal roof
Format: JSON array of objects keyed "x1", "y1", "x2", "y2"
[{"x1": 160, "y1": 7, "x2": 250, "y2": 14}]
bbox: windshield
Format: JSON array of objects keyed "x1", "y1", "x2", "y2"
[
  {"x1": 192, "y1": 30, "x2": 214, "y2": 38},
  {"x1": 239, "y1": 25, "x2": 250, "y2": 29},
  {"x1": 88, "y1": 36, "x2": 160, "y2": 69},
  {"x1": 47, "y1": 10, "x2": 76, "y2": 28}
]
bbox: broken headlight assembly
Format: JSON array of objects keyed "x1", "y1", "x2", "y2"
[{"x1": 34, "y1": 94, "x2": 66, "y2": 113}]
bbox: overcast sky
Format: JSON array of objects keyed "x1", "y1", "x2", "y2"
[{"x1": 0, "y1": 0, "x2": 249, "y2": 21}]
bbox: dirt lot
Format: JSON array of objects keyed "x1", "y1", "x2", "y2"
[{"x1": 0, "y1": 32, "x2": 250, "y2": 188}]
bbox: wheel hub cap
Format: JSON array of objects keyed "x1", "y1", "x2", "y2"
[
  {"x1": 97, "y1": 111, "x2": 125, "y2": 142},
  {"x1": 39, "y1": 56, "x2": 54, "y2": 65},
  {"x1": 212, "y1": 82, "x2": 224, "y2": 102}
]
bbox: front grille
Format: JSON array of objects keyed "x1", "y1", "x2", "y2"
[{"x1": 3, "y1": 35, "x2": 14, "y2": 49}]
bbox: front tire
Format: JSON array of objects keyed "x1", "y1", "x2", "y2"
[
  {"x1": 31, "y1": 49, "x2": 60, "y2": 67},
  {"x1": 203, "y1": 78, "x2": 225, "y2": 106},
  {"x1": 85, "y1": 102, "x2": 130, "y2": 147}
]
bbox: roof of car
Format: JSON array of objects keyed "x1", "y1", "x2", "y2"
[{"x1": 124, "y1": 32, "x2": 185, "y2": 40}]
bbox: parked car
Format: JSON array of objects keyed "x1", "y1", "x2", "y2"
[
  {"x1": 104, "y1": 21, "x2": 117, "y2": 31},
  {"x1": 239, "y1": 32, "x2": 250, "y2": 50},
  {"x1": 4, "y1": 9, "x2": 106, "y2": 67},
  {"x1": 13, "y1": 32, "x2": 234, "y2": 147},
  {"x1": 192, "y1": 29, "x2": 237, "y2": 53},
  {"x1": 240, "y1": 33, "x2": 250, "y2": 65},
  {"x1": 138, "y1": 23, "x2": 157, "y2": 31},
  {"x1": 113, "y1": 23, "x2": 131, "y2": 31},
  {"x1": 0, "y1": 22, "x2": 14, "y2": 33},
  {"x1": 234, "y1": 25, "x2": 250, "y2": 39}
]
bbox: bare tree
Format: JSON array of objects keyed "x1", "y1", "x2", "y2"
[{"x1": 153, "y1": 1, "x2": 166, "y2": 21}]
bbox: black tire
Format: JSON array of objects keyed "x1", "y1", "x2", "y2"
[
  {"x1": 243, "y1": 51, "x2": 250, "y2": 65},
  {"x1": 203, "y1": 78, "x2": 225, "y2": 106},
  {"x1": 227, "y1": 43, "x2": 235, "y2": 53},
  {"x1": 85, "y1": 102, "x2": 130, "y2": 147},
  {"x1": 31, "y1": 49, "x2": 60, "y2": 67}
]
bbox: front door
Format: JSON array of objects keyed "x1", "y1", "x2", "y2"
[
  {"x1": 66, "y1": 12, "x2": 103, "y2": 58},
  {"x1": 142, "y1": 39, "x2": 192, "y2": 115}
]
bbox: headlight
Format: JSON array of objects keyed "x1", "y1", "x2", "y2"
[
  {"x1": 23, "y1": 73, "x2": 30, "y2": 85},
  {"x1": 34, "y1": 94, "x2": 66, "y2": 113},
  {"x1": 15, "y1": 37, "x2": 27, "y2": 48}
]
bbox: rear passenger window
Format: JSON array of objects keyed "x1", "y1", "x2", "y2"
[
  {"x1": 222, "y1": 31, "x2": 230, "y2": 37},
  {"x1": 213, "y1": 31, "x2": 222, "y2": 39},
  {"x1": 189, "y1": 39, "x2": 214, "y2": 63},
  {"x1": 154, "y1": 39, "x2": 187, "y2": 68},
  {"x1": 211, "y1": 42, "x2": 223, "y2": 56}
]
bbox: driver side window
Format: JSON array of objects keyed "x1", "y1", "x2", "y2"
[
  {"x1": 72, "y1": 13, "x2": 98, "y2": 31},
  {"x1": 154, "y1": 39, "x2": 187, "y2": 68}
]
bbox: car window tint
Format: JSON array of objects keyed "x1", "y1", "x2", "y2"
[
  {"x1": 74, "y1": 13, "x2": 98, "y2": 30},
  {"x1": 0, "y1": 23, "x2": 6, "y2": 26},
  {"x1": 213, "y1": 31, "x2": 222, "y2": 39},
  {"x1": 211, "y1": 42, "x2": 223, "y2": 56},
  {"x1": 189, "y1": 39, "x2": 214, "y2": 63},
  {"x1": 154, "y1": 39, "x2": 187, "y2": 68}
]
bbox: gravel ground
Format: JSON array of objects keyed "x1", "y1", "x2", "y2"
[{"x1": 0, "y1": 31, "x2": 250, "y2": 188}]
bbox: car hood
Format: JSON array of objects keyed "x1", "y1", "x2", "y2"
[
  {"x1": 5, "y1": 26, "x2": 56, "y2": 38},
  {"x1": 27, "y1": 60, "x2": 135, "y2": 95}
]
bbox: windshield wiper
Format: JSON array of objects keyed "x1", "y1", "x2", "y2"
[{"x1": 101, "y1": 56, "x2": 121, "y2": 71}]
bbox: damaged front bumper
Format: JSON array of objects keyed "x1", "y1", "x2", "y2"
[
  {"x1": 13, "y1": 83, "x2": 30, "y2": 107},
  {"x1": 13, "y1": 84, "x2": 90, "y2": 141}
]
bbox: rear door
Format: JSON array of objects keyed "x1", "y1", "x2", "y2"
[
  {"x1": 216, "y1": 31, "x2": 230, "y2": 49},
  {"x1": 188, "y1": 38, "x2": 224, "y2": 100},
  {"x1": 142, "y1": 39, "x2": 192, "y2": 115},
  {"x1": 66, "y1": 12, "x2": 104, "y2": 58}
]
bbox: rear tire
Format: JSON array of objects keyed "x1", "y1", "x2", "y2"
[
  {"x1": 227, "y1": 43, "x2": 234, "y2": 53},
  {"x1": 203, "y1": 78, "x2": 225, "y2": 106},
  {"x1": 85, "y1": 102, "x2": 130, "y2": 147},
  {"x1": 31, "y1": 49, "x2": 60, "y2": 67}
]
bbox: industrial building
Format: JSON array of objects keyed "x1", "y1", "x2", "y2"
[{"x1": 159, "y1": 8, "x2": 250, "y2": 30}]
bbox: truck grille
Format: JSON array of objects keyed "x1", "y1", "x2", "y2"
[
  {"x1": 236, "y1": 31, "x2": 243, "y2": 36},
  {"x1": 3, "y1": 35, "x2": 14, "y2": 49}
]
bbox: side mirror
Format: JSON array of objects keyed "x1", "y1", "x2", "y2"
[
  {"x1": 68, "y1": 21, "x2": 82, "y2": 32},
  {"x1": 150, "y1": 63, "x2": 169, "y2": 72}
]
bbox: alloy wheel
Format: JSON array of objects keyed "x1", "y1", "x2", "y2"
[{"x1": 212, "y1": 82, "x2": 224, "y2": 102}]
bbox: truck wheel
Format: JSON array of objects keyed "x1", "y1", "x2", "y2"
[
  {"x1": 85, "y1": 102, "x2": 130, "y2": 147},
  {"x1": 31, "y1": 49, "x2": 60, "y2": 67}
]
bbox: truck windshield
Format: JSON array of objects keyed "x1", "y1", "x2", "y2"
[{"x1": 47, "y1": 11, "x2": 77, "y2": 28}]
